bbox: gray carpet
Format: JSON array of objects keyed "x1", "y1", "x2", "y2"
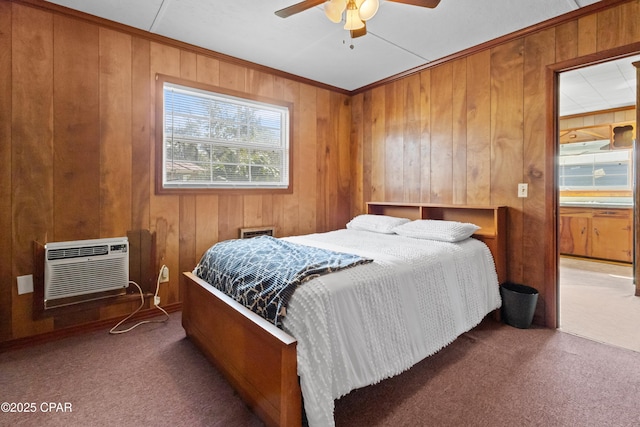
[{"x1": 2, "y1": 312, "x2": 640, "y2": 426}]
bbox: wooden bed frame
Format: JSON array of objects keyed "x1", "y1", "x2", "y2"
[{"x1": 182, "y1": 203, "x2": 507, "y2": 427}]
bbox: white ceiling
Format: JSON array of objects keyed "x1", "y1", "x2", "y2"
[
  {"x1": 44, "y1": 0, "x2": 637, "y2": 115},
  {"x1": 559, "y1": 54, "x2": 639, "y2": 117}
]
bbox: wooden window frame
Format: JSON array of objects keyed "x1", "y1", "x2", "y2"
[{"x1": 155, "y1": 74, "x2": 294, "y2": 195}]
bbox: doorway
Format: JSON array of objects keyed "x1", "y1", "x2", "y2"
[{"x1": 557, "y1": 55, "x2": 640, "y2": 352}]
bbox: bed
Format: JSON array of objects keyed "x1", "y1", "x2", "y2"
[{"x1": 182, "y1": 203, "x2": 507, "y2": 427}]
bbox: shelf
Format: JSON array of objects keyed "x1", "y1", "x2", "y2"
[{"x1": 366, "y1": 202, "x2": 508, "y2": 283}]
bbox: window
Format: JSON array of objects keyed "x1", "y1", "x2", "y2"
[
  {"x1": 156, "y1": 76, "x2": 292, "y2": 193},
  {"x1": 559, "y1": 147, "x2": 632, "y2": 190}
]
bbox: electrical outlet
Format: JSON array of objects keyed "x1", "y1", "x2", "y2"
[
  {"x1": 154, "y1": 296, "x2": 161, "y2": 306},
  {"x1": 518, "y1": 183, "x2": 528, "y2": 198},
  {"x1": 160, "y1": 265, "x2": 169, "y2": 283},
  {"x1": 17, "y1": 275, "x2": 34, "y2": 295}
]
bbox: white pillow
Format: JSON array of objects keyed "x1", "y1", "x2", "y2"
[
  {"x1": 393, "y1": 219, "x2": 480, "y2": 242},
  {"x1": 346, "y1": 214, "x2": 410, "y2": 234}
]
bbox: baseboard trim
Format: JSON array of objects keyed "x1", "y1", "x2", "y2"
[{"x1": 0, "y1": 302, "x2": 182, "y2": 353}]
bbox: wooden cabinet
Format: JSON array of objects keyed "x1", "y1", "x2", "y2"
[
  {"x1": 559, "y1": 208, "x2": 591, "y2": 257},
  {"x1": 559, "y1": 207, "x2": 632, "y2": 263}
]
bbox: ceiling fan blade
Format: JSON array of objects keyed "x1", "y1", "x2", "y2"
[
  {"x1": 386, "y1": 0, "x2": 441, "y2": 8},
  {"x1": 275, "y1": 0, "x2": 327, "y2": 18},
  {"x1": 351, "y1": 23, "x2": 367, "y2": 39}
]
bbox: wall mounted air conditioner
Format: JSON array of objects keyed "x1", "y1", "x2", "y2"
[{"x1": 44, "y1": 237, "x2": 129, "y2": 309}]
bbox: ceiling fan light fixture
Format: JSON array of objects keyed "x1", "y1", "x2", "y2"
[
  {"x1": 343, "y1": 0, "x2": 364, "y2": 30},
  {"x1": 324, "y1": 0, "x2": 346, "y2": 24},
  {"x1": 358, "y1": 0, "x2": 379, "y2": 21},
  {"x1": 344, "y1": 8, "x2": 365, "y2": 30}
]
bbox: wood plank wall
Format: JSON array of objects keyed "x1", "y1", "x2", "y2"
[
  {"x1": 2, "y1": 0, "x2": 640, "y2": 343},
  {"x1": 351, "y1": 0, "x2": 640, "y2": 327},
  {"x1": 560, "y1": 108, "x2": 636, "y2": 131},
  {"x1": 0, "y1": 1, "x2": 351, "y2": 343}
]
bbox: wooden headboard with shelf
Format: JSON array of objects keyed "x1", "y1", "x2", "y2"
[{"x1": 367, "y1": 202, "x2": 507, "y2": 283}]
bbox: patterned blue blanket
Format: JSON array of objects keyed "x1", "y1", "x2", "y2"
[{"x1": 194, "y1": 235, "x2": 372, "y2": 327}]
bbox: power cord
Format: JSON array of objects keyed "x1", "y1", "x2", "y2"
[{"x1": 109, "y1": 266, "x2": 170, "y2": 334}]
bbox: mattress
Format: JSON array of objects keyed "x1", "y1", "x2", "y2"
[{"x1": 279, "y1": 229, "x2": 501, "y2": 427}]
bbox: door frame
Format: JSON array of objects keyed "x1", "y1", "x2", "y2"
[
  {"x1": 549, "y1": 45, "x2": 640, "y2": 328},
  {"x1": 634, "y1": 61, "x2": 640, "y2": 296}
]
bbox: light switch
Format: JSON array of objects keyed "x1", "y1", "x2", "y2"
[
  {"x1": 17, "y1": 275, "x2": 34, "y2": 295},
  {"x1": 518, "y1": 183, "x2": 528, "y2": 198}
]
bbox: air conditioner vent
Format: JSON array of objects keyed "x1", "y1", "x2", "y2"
[
  {"x1": 47, "y1": 244, "x2": 109, "y2": 260},
  {"x1": 239, "y1": 226, "x2": 275, "y2": 239}
]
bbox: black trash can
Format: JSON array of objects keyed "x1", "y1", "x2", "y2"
[{"x1": 499, "y1": 282, "x2": 538, "y2": 329}]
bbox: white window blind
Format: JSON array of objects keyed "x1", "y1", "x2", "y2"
[{"x1": 162, "y1": 82, "x2": 290, "y2": 190}]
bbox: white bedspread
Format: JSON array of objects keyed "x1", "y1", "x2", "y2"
[{"x1": 281, "y1": 229, "x2": 501, "y2": 427}]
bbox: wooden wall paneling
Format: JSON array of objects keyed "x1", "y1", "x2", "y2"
[
  {"x1": 403, "y1": 74, "x2": 421, "y2": 203},
  {"x1": 490, "y1": 39, "x2": 525, "y2": 283},
  {"x1": 218, "y1": 195, "x2": 244, "y2": 241},
  {"x1": 615, "y1": 107, "x2": 635, "y2": 123},
  {"x1": 597, "y1": 0, "x2": 640, "y2": 52},
  {"x1": 247, "y1": 69, "x2": 275, "y2": 97},
  {"x1": 466, "y1": 51, "x2": 492, "y2": 205},
  {"x1": 196, "y1": 54, "x2": 220, "y2": 86},
  {"x1": 180, "y1": 50, "x2": 197, "y2": 81},
  {"x1": 99, "y1": 28, "x2": 132, "y2": 238},
  {"x1": 419, "y1": 70, "x2": 431, "y2": 203},
  {"x1": 582, "y1": 115, "x2": 597, "y2": 127},
  {"x1": 194, "y1": 196, "x2": 218, "y2": 258},
  {"x1": 297, "y1": 84, "x2": 317, "y2": 235},
  {"x1": 244, "y1": 195, "x2": 266, "y2": 228},
  {"x1": 270, "y1": 77, "x2": 286, "y2": 236},
  {"x1": 350, "y1": 92, "x2": 365, "y2": 216},
  {"x1": 0, "y1": 0, "x2": 12, "y2": 341},
  {"x1": 335, "y1": 92, "x2": 352, "y2": 229},
  {"x1": 11, "y1": 4, "x2": 55, "y2": 338},
  {"x1": 99, "y1": 299, "x2": 140, "y2": 323},
  {"x1": 384, "y1": 81, "x2": 404, "y2": 201},
  {"x1": 370, "y1": 86, "x2": 386, "y2": 202},
  {"x1": 217, "y1": 61, "x2": 247, "y2": 241},
  {"x1": 452, "y1": 58, "x2": 468, "y2": 205},
  {"x1": 245, "y1": 70, "x2": 275, "y2": 230},
  {"x1": 430, "y1": 63, "x2": 454, "y2": 204},
  {"x1": 246, "y1": 70, "x2": 275, "y2": 231},
  {"x1": 523, "y1": 28, "x2": 556, "y2": 325},
  {"x1": 280, "y1": 79, "x2": 301, "y2": 237},
  {"x1": 327, "y1": 90, "x2": 346, "y2": 231},
  {"x1": 273, "y1": 76, "x2": 286, "y2": 101},
  {"x1": 613, "y1": 109, "x2": 627, "y2": 123},
  {"x1": 131, "y1": 37, "x2": 151, "y2": 231},
  {"x1": 316, "y1": 88, "x2": 331, "y2": 231},
  {"x1": 560, "y1": 116, "x2": 584, "y2": 130},
  {"x1": 219, "y1": 61, "x2": 246, "y2": 92},
  {"x1": 262, "y1": 196, "x2": 276, "y2": 235},
  {"x1": 177, "y1": 50, "x2": 198, "y2": 300},
  {"x1": 54, "y1": 308, "x2": 100, "y2": 330},
  {"x1": 555, "y1": 20, "x2": 578, "y2": 63},
  {"x1": 635, "y1": 61, "x2": 640, "y2": 297},
  {"x1": 361, "y1": 91, "x2": 373, "y2": 211},
  {"x1": 194, "y1": 54, "x2": 220, "y2": 253},
  {"x1": 577, "y1": 14, "x2": 598, "y2": 56},
  {"x1": 179, "y1": 195, "x2": 196, "y2": 301},
  {"x1": 53, "y1": 15, "x2": 101, "y2": 242},
  {"x1": 623, "y1": 108, "x2": 636, "y2": 121},
  {"x1": 149, "y1": 41, "x2": 181, "y2": 304},
  {"x1": 594, "y1": 111, "x2": 614, "y2": 124}
]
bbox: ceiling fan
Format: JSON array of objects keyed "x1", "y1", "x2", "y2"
[{"x1": 275, "y1": 0, "x2": 441, "y2": 39}]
